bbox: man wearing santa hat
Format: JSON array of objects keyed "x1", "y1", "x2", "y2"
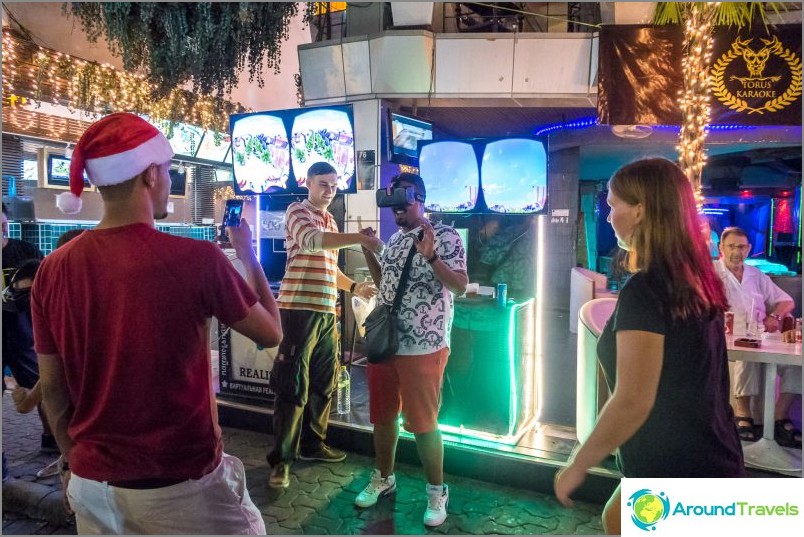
[{"x1": 30, "y1": 112, "x2": 282, "y2": 534}]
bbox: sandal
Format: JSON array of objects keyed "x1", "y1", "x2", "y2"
[
  {"x1": 734, "y1": 416, "x2": 758, "y2": 442},
  {"x1": 774, "y1": 419, "x2": 802, "y2": 449}
]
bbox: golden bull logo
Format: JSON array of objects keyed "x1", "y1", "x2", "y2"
[{"x1": 711, "y1": 33, "x2": 802, "y2": 115}]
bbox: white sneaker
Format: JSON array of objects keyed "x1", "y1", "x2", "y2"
[
  {"x1": 355, "y1": 469, "x2": 396, "y2": 508},
  {"x1": 423, "y1": 483, "x2": 449, "y2": 527},
  {"x1": 36, "y1": 457, "x2": 61, "y2": 479}
]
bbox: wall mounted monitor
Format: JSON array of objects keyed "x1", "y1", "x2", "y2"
[
  {"x1": 388, "y1": 111, "x2": 433, "y2": 166},
  {"x1": 481, "y1": 138, "x2": 547, "y2": 214},
  {"x1": 215, "y1": 168, "x2": 233, "y2": 183},
  {"x1": 142, "y1": 116, "x2": 203, "y2": 158},
  {"x1": 168, "y1": 167, "x2": 187, "y2": 198},
  {"x1": 418, "y1": 141, "x2": 479, "y2": 213},
  {"x1": 231, "y1": 113, "x2": 290, "y2": 194},
  {"x1": 229, "y1": 104, "x2": 356, "y2": 196},
  {"x1": 195, "y1": 130, "x2": 231, "y2": 163},
  {"x1": 43, "y1": 153, "x2": 91, "y2": 190},
  {"x1": 290, "y1": 107, "x2": 355, "y2": 191},
  {"x1": 416, "y1": 136, "x2": 548, "y2": 214}
]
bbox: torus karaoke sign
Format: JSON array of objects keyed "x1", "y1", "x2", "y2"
[{"x1": 598, "y1": 24, "x2": 802, "y2": 126}]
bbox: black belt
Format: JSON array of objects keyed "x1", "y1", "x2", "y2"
[{"x1": 107, "y1": 477, "x2": 186, "y2": 490}]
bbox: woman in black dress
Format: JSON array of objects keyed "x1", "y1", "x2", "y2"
[{"x1": 554, "y1": 158, "x2": 745, "y2": 534}]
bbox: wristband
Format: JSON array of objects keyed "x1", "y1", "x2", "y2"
[
  {"x1": 350, "y1": 282, "x2": 357, "y2": 293},
  {"x1": 427, "y1": 253, "x2": 439, "y2": 264},
  {"x1": 58, "y1": 458, "x2": 69, "y2": 476}
]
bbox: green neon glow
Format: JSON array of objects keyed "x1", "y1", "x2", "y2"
[
  {"x1": 426, "y1": 295, "x2": 536, "y2": 445},
  {"x1": 508, "y1": 301, "x2": 518, "y2": 437}
]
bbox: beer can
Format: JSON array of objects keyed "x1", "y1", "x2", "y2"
[
  {"x1": 724, "y1": 311, "x2": 734, "y2": 334},
  {"x1": 496, "y1": 283, "x2": 507, "y2": 308}
]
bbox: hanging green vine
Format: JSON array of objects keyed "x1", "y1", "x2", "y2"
[{"x1": 66, "y1": 2, "x2": 315, "y2": 98}]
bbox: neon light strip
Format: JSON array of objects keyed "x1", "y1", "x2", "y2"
[
  {"x1": 255, "y1": 199, "x2": 261, "y2": 261},
  {"x1": 534, "y1": 215, "x2": 545, "y2": 423},
  {"x1": 533, "y1": 117, "x2": 754, "y2": 137},
  {"x1": 769, "y1": 198, "x2": 775, "y2": 257},
  {"x1": 508, "y1": 301, "x2": 518, "y2": 437},
  {"x1": 798, "y1": 188, "x2": 803, "y2": 265}
]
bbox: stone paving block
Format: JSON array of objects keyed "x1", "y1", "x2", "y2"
[
  {"x1": 300, "y1": 513, "x2": 344, "y2": 534},
  {"x1": 260, "y1": 503, "x2": 294, "y2": 522},
  {"x1": 309, "y1": 480, "x2": 343, "y2": 501},
  {"x1": 289, "y1": 491, "x2": 329, "y2": 511},
  {"x1": 276, "y1": 505, "x2": 315, "y2": 530}
]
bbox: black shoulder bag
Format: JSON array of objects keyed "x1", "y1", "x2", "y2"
[{"x1": 362, "y1": 245, "x2": 417, "y2": 363}]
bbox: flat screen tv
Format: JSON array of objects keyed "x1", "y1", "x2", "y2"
[
  {"x1": 418, "y1": 141, "x2": 479, "y2": 213},
  {"x1": 230, "y1": 104, "x2": 356, "y2": 196},
  {"x1": 195, "y1": 130, "x2": 231, "y2": 163},
  {"x1": 481, "y1": 138, "x2": 547, "y2": 214},
  {"x1": 388, "y1": 111, "x2": 432, "y2": 166},
  {"x1": 169, "y1": 167, "x2": 187, "y2": 197},
  {"x1": 143, "y1": 116, "x2": 203, "y2": 157},
  {"x1": 416, "y1": 136, "x2": 548, "y2": 214},
  {"x1": 44, "y1": 154, "x2": 91, "y2": 190}
]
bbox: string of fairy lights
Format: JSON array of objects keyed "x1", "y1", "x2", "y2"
[
  {"x1": 2, "y1": 28, "x2": 246, "y2": 134},
  {"x1": 677, "y1": 2, "x2": 719, "y2": 209}
]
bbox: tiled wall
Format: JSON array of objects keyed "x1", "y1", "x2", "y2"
[{"x1": 15, "y1": 223, "x2": 216, "y2": 255}]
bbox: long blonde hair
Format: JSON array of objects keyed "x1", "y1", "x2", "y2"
[{"x1": 609, "y1": 158, "x2": 728, "y2": 320}]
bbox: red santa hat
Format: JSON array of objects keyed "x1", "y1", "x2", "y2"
[{"x1": 57, "y1": 112, "x2": 174, "y2": 214}]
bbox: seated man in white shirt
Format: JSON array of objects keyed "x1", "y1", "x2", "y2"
[{"x1": 716, "y1": 227, "x2": 800, "y2": 448}]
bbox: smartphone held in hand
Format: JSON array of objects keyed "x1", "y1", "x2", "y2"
[{"x1": 220, "y1": 199, "x2": 244, "y2": 241}]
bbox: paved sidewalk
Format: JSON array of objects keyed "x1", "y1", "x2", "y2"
[{"x1": 3, "y1": 392, "x2": 604, "y2": 535}]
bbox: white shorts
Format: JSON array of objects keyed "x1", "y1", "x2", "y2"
[
  {"x1": 67, "y1": 453, "x2": 265, "y2": 535},
  {"x1": 733, "y1": 361, "x2": 802, "y2": 397}
]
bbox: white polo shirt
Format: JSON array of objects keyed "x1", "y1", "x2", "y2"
[{"x1": 715, "y1": 258, "x2": 793, "y2": 332}]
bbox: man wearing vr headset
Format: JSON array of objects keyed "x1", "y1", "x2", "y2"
[{"x1": 357, "y1": 173, "x2": 467, "y2": 527}]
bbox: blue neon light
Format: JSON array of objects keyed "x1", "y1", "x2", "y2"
[{"x1": 533, "y1": 118, "x2": 755, "y2": 136}]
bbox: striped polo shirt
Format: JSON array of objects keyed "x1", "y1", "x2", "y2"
[{"x1": 277, "y1": 199, "x2": 339, "y2": 314}]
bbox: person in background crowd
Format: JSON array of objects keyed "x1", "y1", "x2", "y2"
[
  {"x1": 12, "y1": 229, "x2": 86, "y2": 415},
  {"x1": 715, "y1": 226, "x2": 800, "y2": 447},
  {"x1": 267, "y1": 161, "x2": 381, "y2": 489},
  {"x1": 2, "y1": 202, "x2": 54, "y2": 454},
  {"x1": 358, "y1": 173, "x2": 467, "y2": 528},
  {"x1": 31, "y1": 112, "x2": 282, "y2": 535},
  {"x1": 554, "y1": 158, "x2": 745, "y2": 535}
]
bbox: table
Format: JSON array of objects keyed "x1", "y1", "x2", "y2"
[{"x1": 726, "y1": 334, "x2": 802, "y2": 474}]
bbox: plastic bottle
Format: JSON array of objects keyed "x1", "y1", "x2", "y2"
[{"x1": 336, "y1": 365, "x2": 351, "y2": 415}]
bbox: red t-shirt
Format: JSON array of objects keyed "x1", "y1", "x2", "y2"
[{"x1": 31, "y1": 224, "x2": 258, "y2": 482}]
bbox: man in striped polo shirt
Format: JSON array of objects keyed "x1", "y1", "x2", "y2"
[{"x1": 268, "y1": 161, "x2": 383, "y2": 489}]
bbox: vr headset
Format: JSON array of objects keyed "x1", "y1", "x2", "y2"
[{"x1": 376, "y1": 186, "x2": 425, "y2": 208}]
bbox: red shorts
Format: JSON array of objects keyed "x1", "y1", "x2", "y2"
[{"x1": 366, "y1": 348, "x2": 449, "y2": 434}]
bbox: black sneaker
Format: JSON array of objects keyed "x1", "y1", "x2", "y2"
[
  {"x1": 299, "y1": 444, "x2": 346, "y2": 463},
  {"x1": 40, "y1": 434, "x2": 59, "y2": 455}
]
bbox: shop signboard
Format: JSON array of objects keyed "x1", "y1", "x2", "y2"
[
  {"x1": 598, "y1": 24, "x2": 801, "y2": 126},
  {"x1": 217, "y1": 255, "x2": 277, "y2": 401}
]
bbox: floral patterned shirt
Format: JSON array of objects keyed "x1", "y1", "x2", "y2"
[{"x1": 378, "y1": 223, "x2": 466, "y2": 355}]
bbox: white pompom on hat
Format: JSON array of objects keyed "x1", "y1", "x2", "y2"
[{"x1": 56, "y1": 112, "x2": 174, "y2": 214}]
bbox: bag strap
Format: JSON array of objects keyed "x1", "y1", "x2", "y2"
[{"x1": 390, "y1": 245, "x2": 418, "y2": 314}]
